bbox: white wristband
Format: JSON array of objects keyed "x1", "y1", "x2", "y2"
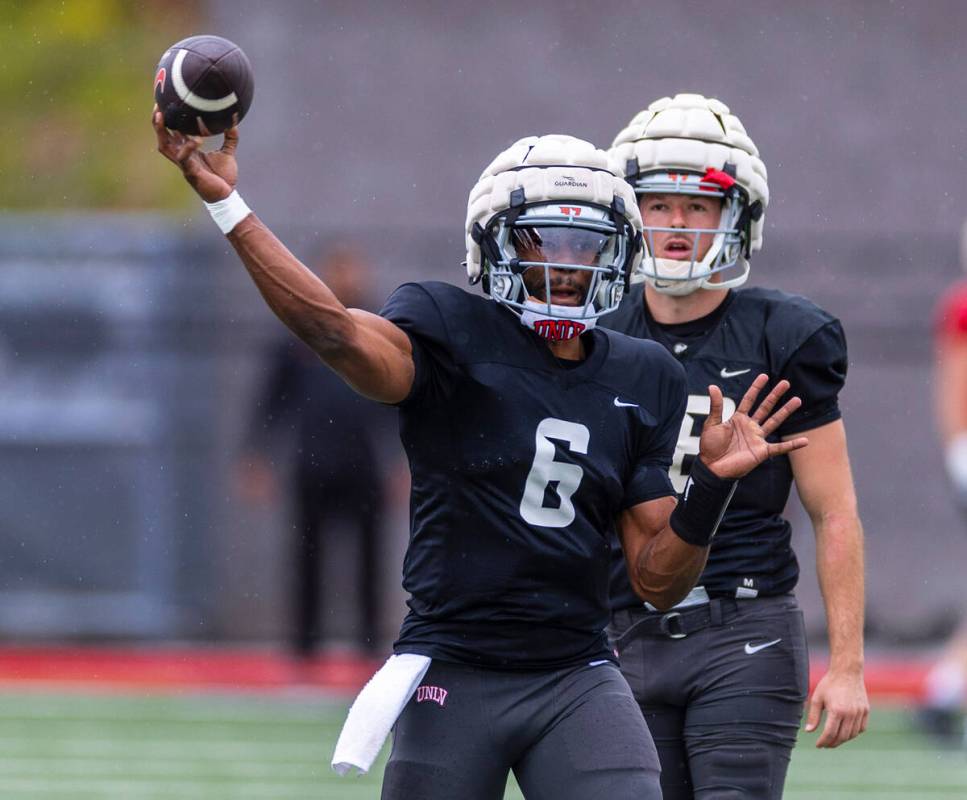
[{"x1": 204, "y1": 190, "x2": 252, "y2": 235}]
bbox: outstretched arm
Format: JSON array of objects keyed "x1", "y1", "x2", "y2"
[
  {"x1": 791, "y1": 420, "x2": 869, "y2": 748},
  {"x1": 620, "y1": 375, "x2": 808, "y2": 609},
  {"x1": 152, "y1": 110, "x2": 414, "y2": 403}
]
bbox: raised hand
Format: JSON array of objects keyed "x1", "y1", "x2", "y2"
[
  {"x1": 699, "y1": 374, "x2": 808, "y2": 479},
  {"x1": 152, "y1": 105, "x2": 239, "y2": 202}
]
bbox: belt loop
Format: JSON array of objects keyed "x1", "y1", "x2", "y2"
[{"x1": 709, "y1": 598, "x2": 723, "y2": 627}]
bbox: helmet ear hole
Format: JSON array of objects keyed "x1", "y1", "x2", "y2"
[
  {"x1": 737, "y1": 199, "x2": 763, "y2": 257},
  {"x1": 623, "y1": 230, "x2": 641, "y2": 292},
  {"x1": 478, "y1": 228, "x2": 504, "y2": 273}
]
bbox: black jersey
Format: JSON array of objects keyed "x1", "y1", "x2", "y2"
[
  {"x1": 600, "y1": 286, "x2": 847, "y2": 609},
  {"x1": 380, "y1": 282, "x2": 685, "y2": 669}
]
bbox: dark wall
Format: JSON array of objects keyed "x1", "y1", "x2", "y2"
[
  {"x1": 0, "y1": 218, "x2": 223, "y2": 638},
  {"x1": 212, "y1": 0, "x2": 967, "y2": 240}
]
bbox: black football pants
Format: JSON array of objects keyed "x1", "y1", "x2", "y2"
[
  {"x1": 611, "y1": 594, "x2": 809, "y2": 800},
  {"x1": 381, "y1": 659, "x2": 662, "y2": 800}
]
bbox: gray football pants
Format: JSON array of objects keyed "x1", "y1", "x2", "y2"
[
  {"x1": 381, "y1": 659, "x2": 662, "y2": 800},
  {"x1": 611, "y1": 594, "x2": 809, "y2": 800}
]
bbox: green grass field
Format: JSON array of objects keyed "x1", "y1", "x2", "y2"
[{"x1": 0, "y1": 691, "x2": 964, "y2": 799}]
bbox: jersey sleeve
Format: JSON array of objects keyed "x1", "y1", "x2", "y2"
[
  {"x1": 621, "y1": 359, "x2": 687, "y2": 508},
  {"x1": 778, "y1": 320, "x2": 847, "y2": 436},
  {"x1": 379, "y1": 283, "x2": 460, "y2": 407},
  {"x1": 935, "y1": 285, "x2": 967, "y2": 342}
]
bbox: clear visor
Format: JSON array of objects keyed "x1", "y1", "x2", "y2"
[{"x1": 508, "y1": 225, "x2": 618, "y2": 268}]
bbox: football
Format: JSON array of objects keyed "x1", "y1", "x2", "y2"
[{"x1": 153, "y1": 35, "x2": 254, "y2": 136}]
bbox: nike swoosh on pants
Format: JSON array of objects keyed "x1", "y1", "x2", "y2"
[{"x1": 744, "y1": 638, "x2": 782, "y2": 655}]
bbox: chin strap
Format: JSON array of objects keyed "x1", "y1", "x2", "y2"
[{"x1": 519, "y1": 299, "x2": 597, "y2": 341}]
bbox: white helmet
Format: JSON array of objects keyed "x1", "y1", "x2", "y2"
[
  {"x1": 466, "y1": 134, "x2": 643, "y2": 341},
  {"x1": 610, "y1": 93, "x2": 769, "y2": 296}
]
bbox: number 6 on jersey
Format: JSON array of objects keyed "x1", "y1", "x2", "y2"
[{"x1": 519, "y1": 418, "x2": 590, "y2": 527}]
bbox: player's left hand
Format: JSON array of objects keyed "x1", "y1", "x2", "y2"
[
  {"x1": 805, "y1": 667, "x2": 870, "y2": 747},
  {"x1": 699, "y1": 374, "x2": 808, "y2": 479}
]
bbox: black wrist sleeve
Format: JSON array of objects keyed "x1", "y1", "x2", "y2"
[{"x1": 669, "y1": 459, "x2": 738, "y2": 547}]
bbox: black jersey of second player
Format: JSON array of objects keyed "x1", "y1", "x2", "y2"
[
  {"x1": 380, "y1": 282, "x2": 685, "y2": 669},
  {"x1": 600, "y1": 286, "x2": 847, "y2": 609}
]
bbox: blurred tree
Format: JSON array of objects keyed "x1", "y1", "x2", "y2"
[{"x1": 0, "y1": 0, "x2": 207, "y2": 209}]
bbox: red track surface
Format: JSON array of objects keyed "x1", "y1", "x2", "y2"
[
  {"x1": 0, "y1": 647, "x2": 382, "y2": 694},
  {"x1": 0, "y1": 647, "x2": 933, "y2": 699}
]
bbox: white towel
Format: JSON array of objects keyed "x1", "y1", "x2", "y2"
[{"x1": 331, "y1": 653, "x2": 431, "y2": 776}]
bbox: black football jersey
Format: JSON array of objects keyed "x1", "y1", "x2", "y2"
[
  {"x1": 600, "y1": 286, "x2": 847, "y2": 609},
  {"x1": 380, "y1": 282, "x2": 686, "y2": 669}
]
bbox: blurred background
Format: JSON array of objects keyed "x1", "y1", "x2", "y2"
[{"x1": 2, "y1": 0, "x2": 967, "y2": 796}]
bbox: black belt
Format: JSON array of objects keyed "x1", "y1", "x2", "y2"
[{"x1": 613, "y1": 597, "x2": 740, "y2": 644}]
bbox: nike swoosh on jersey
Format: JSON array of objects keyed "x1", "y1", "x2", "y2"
[
  {"x1": 720, "y1": 367, "x2": 752, "y2": 378},
  {"x1": 613, "y1": 398, "x2": 639, "y2": 408},
  {"x1": 744, "y1": 638, "x2": 782, "y2": 655}
]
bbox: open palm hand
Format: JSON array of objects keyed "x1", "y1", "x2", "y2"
[{"x1": 699, "y1": 375, "x2": 808, "y2": 479}]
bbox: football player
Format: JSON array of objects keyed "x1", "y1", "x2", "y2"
[
  {"x1": 153, "y1": 110, "x2": 806, "y2": 799},
  {"x1": 601, "y1": 94, "x2": 869, "y2": 799},
  {"x1": 920, "y1": 242, "x2": 967, "y2": 743}
]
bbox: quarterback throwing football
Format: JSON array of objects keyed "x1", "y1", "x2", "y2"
[{"x1": 154, "y1": 107, "x2": 806, "y2": 799}]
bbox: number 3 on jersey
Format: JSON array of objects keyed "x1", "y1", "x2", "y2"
[
  {"x1": 669, "y1": 393, "x2": 736, "y2": 492},
  {"x1": 519, "y1": 418, "x2": 589, "y2": 527}
]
